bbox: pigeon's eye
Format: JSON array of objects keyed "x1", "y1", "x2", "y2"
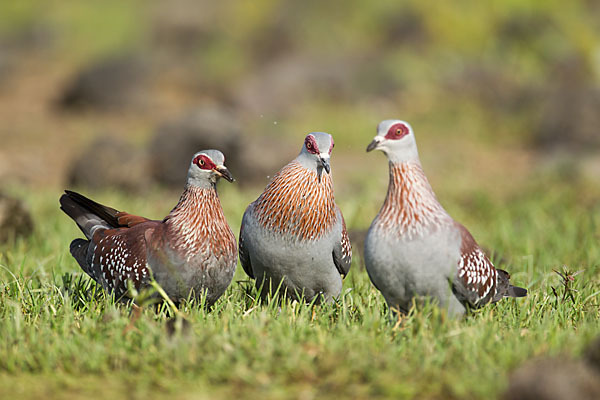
[
  {"x1": 194, "y1": 154, "x2": 215, "y2": 170},
  {"x1": 304, "y1": 136, "x2": 319, "y2": 154},
  {"x1": 385, "y1": 123, "x2": 409, "y2": 140}
]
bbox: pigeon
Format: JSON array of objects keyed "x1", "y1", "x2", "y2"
[
  {"x1": 60, "y1": 150, "x2": 237, "y2": 306},
  {"x1": 239, "y1": 132, "x2": 352, "y2": 302},
  {"x1": 364, "y1": 120, "x2": 526, "y2": 316}
]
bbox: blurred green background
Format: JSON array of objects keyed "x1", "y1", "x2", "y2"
[
  {"x1": 0, "y1": 0, "x2": 599, "y2": 202},
  {"x1": 1, "y1": 2, "x2": 600, "y2": 399}
]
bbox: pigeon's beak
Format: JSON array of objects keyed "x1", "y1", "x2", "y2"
[
  {"x1": 214, "y1": 166, "x2": 234, "y2": 182},
  {"x1": 319, "y1": 155, "x2": 331, "y2": 174},
  {"x1": 366, "y1": 137, "x2": 382, "y2": 152}
]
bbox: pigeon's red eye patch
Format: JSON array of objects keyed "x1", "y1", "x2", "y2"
[
  {"x1": 385, "y1": 123, "x2": 410, "y2": 140},
  {"x1": 329, "y1": 137, "x2": 334, "y2": 154},
  {"x1": 304, "y1": 135, "x2": 319, "y2": 154},
  {"x1": 193, "y1": 154, "x2": 216, "y2": 170}
]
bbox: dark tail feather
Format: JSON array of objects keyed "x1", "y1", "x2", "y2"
[
  {"x1": 60, "y1": 190, "x2": 119, "y2": 239},
  {"x1": 507, "y1": 285, "x2": 527, "y2": 297},
  {"x1": 493, "y1": 269, "x2": 527, "y2": 302},
  {"x1": 62, "y1": 190, "x2": 120, "y2": 226}
]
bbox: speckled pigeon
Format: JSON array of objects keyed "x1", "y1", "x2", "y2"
[
  {"x1": 239, "y1": 132, "x2": 352, "y2": 302},
  {"x1": 60, "y1": 150, "x2": 237, "y2": 306},
  {"x1": 364, "y1": 120, "x2": 526, "y2": 316}
]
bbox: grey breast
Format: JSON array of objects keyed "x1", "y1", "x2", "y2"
[
  {"x1": 365, "y1": 223, "x2": 462, "y2": 310},
  {"x1": 243, "y1": 206, "x2": 343, "y2": 300}
]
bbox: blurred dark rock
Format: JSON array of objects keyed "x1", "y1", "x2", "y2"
[
  {"x1": 535, "y1": 56, "x2": 600, "y2": 150},
  {"x1": 235, "y1": 134, "x2": 297, "y2": 187},
  {"x1": 247, "y1": 22, "x2": 295, "y2": 65},
  {"x1": 498, "y1": 13, "x2": 551, "y2": 46},
  {"x1": 149, "y1": 106, "x2": 295, "y2": 187},
  {"x1": 0, "y1": 24, "x2": 56, "y2": 89},
  {"x1": 150, "y1": 0, "x2": 216, "y2": 55},
  {"x1": 151, "y1": 0, "x2": 216, "y2": 56},
  {"x1": 0, "y1": 53, "x2": 11, "y2": 88},
  {"x1": 233, "y1": 54, "x2": 364, "y2": 116},
  {"x1": 584, "y1": 336, "x2": 600, "y2": 371},
  {"x1": 444, "y1": 63, "x2": 537, "y2": 113},
  {"x1": 245, "y1": 4, "x2": 297, "y2": 64},
  {"x1": 149, "y1": 107, "x2": 242, "y2": 187},
  {"x1": 0, "y1": 23, "x2": 56, "y2": 55},
  {"x1": 0, "y1": 192, "x2": 33, "y2": 243},
  {"x1": 58, "y1": 55, "x2": 149, "y2": 111},
  {"x1": 503, "y1": 357, "x2": 600, "y2": 400},
  {"x1": 381, "y1": 7, "x2": 428, "y2": 48},
  {"x1": 68, "y1": 137, "x2": 150, "y2": 192}
]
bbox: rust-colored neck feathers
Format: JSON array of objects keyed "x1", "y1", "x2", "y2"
[
  {"x1": 253, "y1": 161, "x2": 337, "y2": 240},
  {"x1": 166, "y1": 185, "x2": 236, "y2": 261},
  {"x1": 376, "y1": 161, "x2": 452, "y2": 239}
]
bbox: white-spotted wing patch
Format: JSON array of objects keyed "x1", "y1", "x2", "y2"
[
  {"x1": 92, "y1": 232, "x2": 149, "y2": 297},
  {"x1": 341, "y1": 219, "x2": 352, "y2": 264},
  {"x1": 458, "y1": 247, "x2": 497, "y2": 305}
]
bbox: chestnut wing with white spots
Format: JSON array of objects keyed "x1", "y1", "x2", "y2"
[
  {"x1": 89, "y1": 223, "x2": 156, "y2": 297},
  {"x1": 332, "y1": 209, "x2": 352, "y2": 277},
  {"x1": 115, "y1": 211, "x2": 151, "y2": 228},
  {"x1": 453, "y1": 224, "x2": 498, "y2": 308}
]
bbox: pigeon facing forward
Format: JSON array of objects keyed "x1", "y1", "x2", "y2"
[
  {"x1": 364, "y1": 120, "x2": 526, "y2": 316},
  {"x1": 239, "y1": 132, "x2": 352, "y2": 302},
  {"x1": 60, "y1": 150, "x2": 237, "y2": 306}
]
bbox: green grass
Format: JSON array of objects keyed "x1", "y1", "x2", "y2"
[
  {"x1": 0, "y1": 180, "x2": 599, "y2": 400},
  {"x1": 1, "y1": 0, "x2": 598, "y2": 397}
]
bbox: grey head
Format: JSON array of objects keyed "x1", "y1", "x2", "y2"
[
  {"x1": 186, "y1": 149, "x2": 234, "y2": 188},
  {"x1": 297, "y1": 132, "x2": 335, "y2": 178},
  {"x1": 366, "y1": 120, "x2": 420, "y2": 163}
]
